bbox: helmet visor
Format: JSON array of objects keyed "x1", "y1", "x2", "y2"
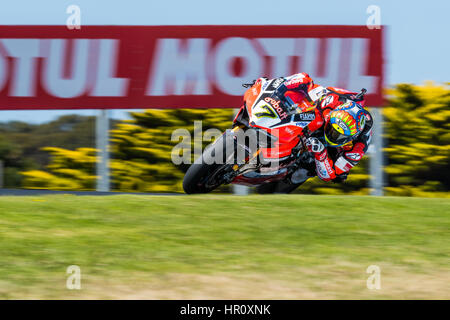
[{"x1": 324, "y1": 122, "x2": 352, "y2": 146}]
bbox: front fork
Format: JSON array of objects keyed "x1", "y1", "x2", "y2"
[{"x1": 222, "y1": 125, "x2": 261, "y2": 177}]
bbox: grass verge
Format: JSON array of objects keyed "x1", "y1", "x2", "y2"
[{"x1": 0, "y1": 194, "x2": 448, "y2": 299}]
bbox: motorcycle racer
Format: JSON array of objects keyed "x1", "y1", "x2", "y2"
[
  {"x1": 271, "y1": 72, "x2": 373, "y2": 183},
  {"x1": 183, "y1": 73, "x2": 374, "y2": 195}
]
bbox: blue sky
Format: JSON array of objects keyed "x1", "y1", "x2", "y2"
[{"x1": 0, "y1": 0, "x2": 449, "y2": 123}]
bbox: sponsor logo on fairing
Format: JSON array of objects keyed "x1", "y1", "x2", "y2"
[
  {"x1": 284, "y1": 127, "x2": 294, "y2": 135},
  {"x1": 323, "y1": 94, "x2": 335, "y2": 106},
  {"x1": 264, "y1": 97, "x2": 288, "y2": 120},
  {"x1": 271, "y1": 78, "x2": 284, "y2": 89},
  {"x1": 298, "y1": 113, "x2": 315, "y2": 121},
  {"x1": 284, "y1": 73, "x2": 307, "y2": 88},
  {"x1": 295, "y1": 121, "x2": 310, "y2": 128}
]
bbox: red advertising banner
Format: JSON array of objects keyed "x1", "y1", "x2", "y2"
[{"x1": 0, "y1": 25, "x2": 384, "y2": 110}]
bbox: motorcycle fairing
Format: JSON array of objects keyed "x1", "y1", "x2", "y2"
[
  {"x1": 231, "y1": 77, "x2": 318, "y2": 185},
  {"x1": 239, "y1": 78, "x2": 318, "y2": 161}
]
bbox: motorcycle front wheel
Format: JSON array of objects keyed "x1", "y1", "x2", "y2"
[{"x1": 183, "y1": 133, "x2": 237, "y2": 194}]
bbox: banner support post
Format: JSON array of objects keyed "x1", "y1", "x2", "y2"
[
  {"x1": 0, "y1": 160, "x2": 3, "y2": 188},
  {"x1": 369, "y1": 107, "x2": 384, "y2": 196},
  {"x1": 96, "y1": 109, "x2": 110, "y2": 192},
  {"x1": 232, "y1": 108, "x2": 249, "y2": 195}
]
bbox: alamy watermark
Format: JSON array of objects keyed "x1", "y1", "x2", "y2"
[
  {"x1": 66, "y1": 265, "x2": 81, "y2": 290},
  {"x1": 171, "y1": 121, "x2": 283, "y2": 168},
  {"x1": 66, "y1": 5, "x2": 81, "y2": 30},
  {"x1": 366, "y1": 5, "x2": 381, "y2": 29},
  {"x1": 366, "y1": 265, "x2": 381, "y2": 290}
]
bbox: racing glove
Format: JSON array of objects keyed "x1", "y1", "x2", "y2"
[
  {"x1": 305, "y1": 137, "x2": 325, "y2": 154},
  {"x1": 305, "y1": 137, "x2": 337, "y2": 181}
]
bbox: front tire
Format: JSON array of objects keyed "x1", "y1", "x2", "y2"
[
  {"x1": 183, "y1": 161, "x2": 223, "y2": 194},
  {"x1": 183, "y1": 134, "x2": 236, "y2": 194}
]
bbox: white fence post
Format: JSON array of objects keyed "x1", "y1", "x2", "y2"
[
  {"x1": 369, "y1": 107, "x2": 384, "y2": 196},
  {"x1": 233, "y1": 184, "x2": 249, "y2": 195},
  {"x1": 0, "y1": 160, "x2": 3, "y2": 188},
  {"x1": 96, "y1": 109, "x2": 110, "y2": 192}
]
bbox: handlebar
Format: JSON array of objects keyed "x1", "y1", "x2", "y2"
[
  {"x1": 326, "y1": 87, "x2": 367, "y2": 103},
  {"x1": 354, "y1": 88, "x2": 367, "y2": 101}
]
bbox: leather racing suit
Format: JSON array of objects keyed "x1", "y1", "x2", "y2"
[{"x1": 273, "y1": 72, "x2": 374, "y2": 183}]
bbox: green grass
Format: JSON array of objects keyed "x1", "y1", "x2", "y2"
[{"x1": 0, "y1": 194, "x2": 449, "y2": 299}]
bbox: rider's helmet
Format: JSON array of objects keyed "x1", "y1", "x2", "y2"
[{"x1": 324, "y1": 101, "x2": 367, "y2": 147}]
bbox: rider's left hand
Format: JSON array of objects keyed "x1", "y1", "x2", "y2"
[{"x1": 305, "y1": 137, "x2": 325, "y2": 154}]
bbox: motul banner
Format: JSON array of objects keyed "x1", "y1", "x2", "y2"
[{"x1": 0, "y1": 25, "x2": 384, "y2": 110}]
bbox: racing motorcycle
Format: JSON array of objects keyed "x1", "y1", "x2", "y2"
[{"x1": 182, "y1": 77, "x2": 366, "y2": 194}]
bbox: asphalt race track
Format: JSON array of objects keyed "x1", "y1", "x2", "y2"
[{"x1": 0, "y1": 188, "x2": 181, "y2": 196}]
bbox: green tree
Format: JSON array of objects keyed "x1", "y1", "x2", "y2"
[
  {"x1": 110, "y1": 109, "x2": 233, "y2": 192},
  {"x1": 22, "y1": 109, "x2": 233, "y2": 192},
  {"x1": 0, "y1": 135, "x2": 27, "y2": 187},
  {"x1": 0, "y1": 115, "x2": 99, "y2": 187},
  {"x1": 21, "y1": 147, "x2": 96, "y2": 190},
  {"x1": 383, "y1": 82, "x2": 450, "y2": 196}
]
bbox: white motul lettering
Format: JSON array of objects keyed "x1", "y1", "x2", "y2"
[
  {"x1": 347, "y1": 38, "x2": 376, "y2": 93},
  {"x1": 2, "y1": 39, "x2": 41, "y2": 97},
  {"x1": 214, "y1": 37, "x2": 262, "y2": 95},
  {"x1": 301, "y1": 38, "x2": 376, "y2": 92},
  {"x1": 43, "y1": 39, "x2": 89, "y2": 98},
  {"x1": 0, "y1": 43, "x2": 8, "y2": 92},
  {"x1": 0, "y1": 35, "x2": 379, "y2": 101},
  {"x1": 257, "y1": 38, "x2": 296, "y2": 78},
  {"x1": 303, "y1": 38, "x2": 340, "y2": 87},
  {"x1": 299, "y1": 39, "x2": 316, "y2": 79},
  {"x1": 92, "y1": 39, "x2": 128, "y2": 96},
  {"x1": 147, "y1": 38, "x2": 210, "y2": 96}
]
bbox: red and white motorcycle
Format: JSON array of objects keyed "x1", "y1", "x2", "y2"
[{"x1": 182, "y1": 77, "x2": 365, "y2": 194}]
